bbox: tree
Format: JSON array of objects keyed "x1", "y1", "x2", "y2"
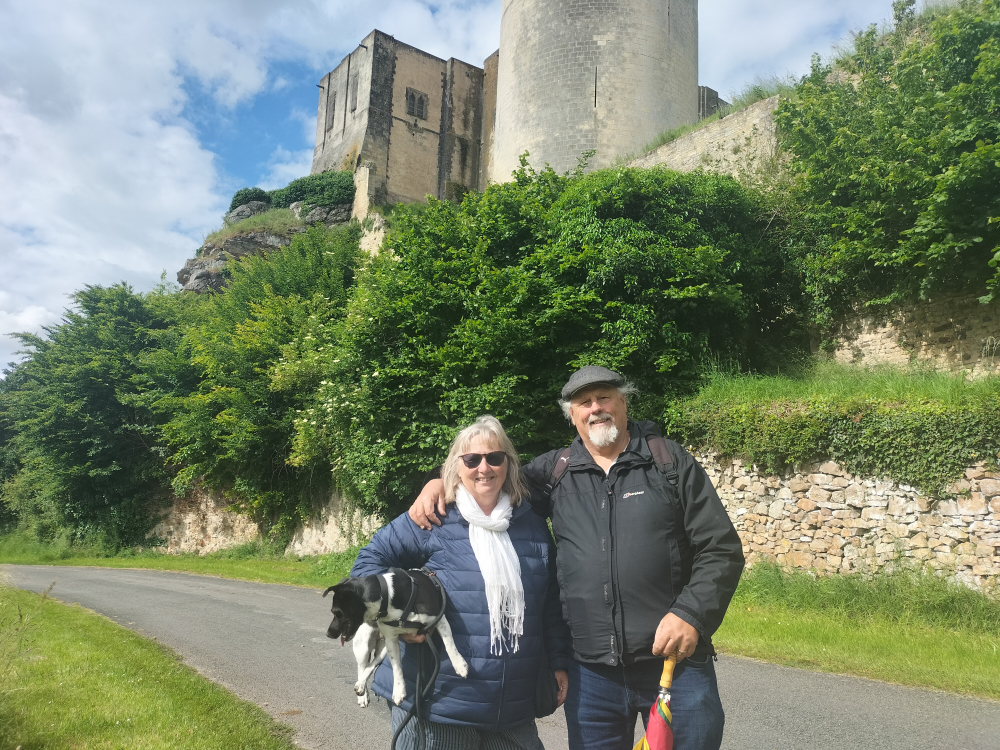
[
  {"x1": 777, "y1": 0, "x2": 1000, "y2": 329},
  {"x1": 287, "y1": 163, "x2": 796, "y2": 516}
]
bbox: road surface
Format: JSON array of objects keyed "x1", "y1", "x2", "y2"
[{"x1": 5, "y1": 565, "x2": 999, "y2": 749}]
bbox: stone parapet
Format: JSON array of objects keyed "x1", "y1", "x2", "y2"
[{"x1": 696, "y1": 450, "x2": 1000, "y2": 591}]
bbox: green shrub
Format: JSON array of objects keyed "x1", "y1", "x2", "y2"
[
  {"x1": 268, "y1": 171, "x2": 355, "y2": 209},
  {"x1": 777, "y1": 0, "x2": 1000, "y2": 328},
  {"x1": 229, "y1": 187, "x2": 272, "y2": 213},
  {"x1": 284, "y1": 161, "x2": 799, "y2": 516},
  {"x1": 665, "y1": 363, "x2": 1000, "y2": 494},
  {"x1": 157, "y1": 224, "x2": 362, "y2": 537}
]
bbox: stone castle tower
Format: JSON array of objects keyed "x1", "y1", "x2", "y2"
[
  {"x1": 494, "y1": 0, "x2": 698, "y2": 176},
  {"x1": 312, "y1": 0, "x2": 714, "y2": 212}
]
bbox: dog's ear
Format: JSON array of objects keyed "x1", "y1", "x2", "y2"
[{"x1": 321, "y1": 576, "x2": 351, "y2": 598}]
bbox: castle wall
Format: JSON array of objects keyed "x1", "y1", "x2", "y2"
[
  {"x1": 480, "y1": 50, "x2": 499, "y2": 188},
  {"x1": 312, "y1": 32, "x2": 379, "y2": 177},
  {"x1": 313, "y1": 30, "x2": 487, "y2": 207},
  {"x1": 493, "y1": 0, "x2": 699, "y2": 178},
  {"x1": 629, "y1": 96, "x2": 780, "y2": 177},
  {"x1": 438, "y1": 59, "x2": 485, "y2": 201},
  {"x1": 385, "y1": 43, "x2": 448, "y2": 204},
  {"x1": 831, "y1": 294, "x2": 1000, "y2": 377}
]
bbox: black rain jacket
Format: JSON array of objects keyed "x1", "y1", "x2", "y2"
[{"x1": 523, "y1": 420, "x2": 745, "y2": 665}]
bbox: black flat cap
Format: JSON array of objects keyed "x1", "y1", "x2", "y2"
[{"x1": 560, "y1": 366, "x2": 624, "y2": 400}]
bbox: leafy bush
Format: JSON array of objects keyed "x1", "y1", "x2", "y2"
[
  {"x1": 284, "y1": 162, "x2": 799, "y2": 516},
  {"x1": 0, "y1": 284, "x2": 198, "y2": 549},
  {"x1": 155, "y1": 225, "x2": 362, "y2": 538},
  {"x1": 777, "y1": 0, "x2": 1000, "y2": 328},
  {"x1": 229, "y1": 187, "x2": 272, "y2": 213},
  {"x1": 268, "y1": 171, "x2": 355, "y2": 209},
  {"x1": 665, "y1": 363, "x2": 1000, "y2": 494}
]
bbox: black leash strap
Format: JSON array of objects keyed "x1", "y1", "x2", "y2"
[{"x1": 390, "y1": 569, "x2": 448, "y2": 750}]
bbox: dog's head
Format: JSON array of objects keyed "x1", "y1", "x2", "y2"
[{"x1": 322, "y1": 577, "x2": 367, "y2": 643}]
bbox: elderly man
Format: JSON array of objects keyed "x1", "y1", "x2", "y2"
[{"x1": 410, "y1": 366, "x2": 744, "y2": 750}]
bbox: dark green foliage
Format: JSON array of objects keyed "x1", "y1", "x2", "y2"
[
  {"x1": 229, "y1": 187, "x2": 272, "y2": 213},
  {"x1": 777, "y1": 0, "x2": 1000, "y2": 328},
  {"x1": 156, "y1": 225, "x2": 362, "y2": 537},
  {"x1": 0, "y1": 284, "x2": 188, "y2": 549},
  {"x1": 286, "y1": 163, "x2": 797, "y2": 516},
  {"x1": 667, "y1": 390, "x2": 1000, "y2": 496},
  {"x1": 268, "y1": 171, "x2": 355, "y2": 209}
]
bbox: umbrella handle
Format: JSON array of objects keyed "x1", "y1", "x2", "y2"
[{"x1": 659, "y1": 654, "x2": 677, "y2": 691}]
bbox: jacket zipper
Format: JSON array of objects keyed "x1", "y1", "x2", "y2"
[
  {"x1": 606, "y1": 479, "x2": 622, "y2": 663},
  {"x1": 495, "y1": 653, "x2": 506, "y2": 729}
]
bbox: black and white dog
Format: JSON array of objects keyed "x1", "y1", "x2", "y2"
[{"x1": 323, "y1": 567, "x2": 468, "y2": 707}]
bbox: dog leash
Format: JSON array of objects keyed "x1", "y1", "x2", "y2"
[{"x1": 390, "y1": 568, "x2": 448, "y2": 750}]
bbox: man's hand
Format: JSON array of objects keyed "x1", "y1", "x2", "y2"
[
  {"x1": 408, "y1": 478, "x2": 447, "y2": 529},
  {"x1": 652, "y1": 613, "x2": 699, "y2": 661},
  {"x1": 554, "y1": 669, "x2": 569, "y2": 707}
]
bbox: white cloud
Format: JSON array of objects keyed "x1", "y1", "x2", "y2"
[
  {"x1": 0, "y1": 0, "x2": 908, "y2": 369},
  {"x1": 700, "y1": 0, "x2": 898, "y2": 96}
]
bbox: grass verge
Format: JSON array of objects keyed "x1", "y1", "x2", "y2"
[
  {"x1": 0, "y1": 533, "x2": 358, "y2": 589},
  {"x1": 4, "y1": 534, "x2": 999, "y2": 699},
  {"x1": 204, "y1": 208, "x2": 304, "y2": 246},
  {"x1": 0, "y1": 584, "x2": 297, "y2": 749},
  {"x1": 715, "y1": 561, "x2": 1000, "y2": 699}
]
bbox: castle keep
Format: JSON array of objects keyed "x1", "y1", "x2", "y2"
[{"x1": 312, "y1": 0, "x2": 723, "y2": 210}]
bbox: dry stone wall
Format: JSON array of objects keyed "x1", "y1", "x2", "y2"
[
  {"x1": 831, "y1": 293, "x2": 1000, "y2": 377},
  {"x1": 697, "y1": 450, "x2": 1000, "y2": 591}
]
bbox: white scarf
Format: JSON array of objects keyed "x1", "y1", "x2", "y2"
[{"x1": 454, "y1": 485, "x2": 524, "y2": 654}]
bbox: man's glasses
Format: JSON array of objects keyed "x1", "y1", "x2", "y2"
[{"x1": 459, "y1": 451, "x2": 507, "y2": 469}]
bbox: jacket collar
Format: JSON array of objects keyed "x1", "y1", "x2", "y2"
[{"x1": 567, "y1": 419, "x2": 650, "y2": 470}]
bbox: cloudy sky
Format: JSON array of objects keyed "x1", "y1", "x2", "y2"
[{"x1": 0, "y1": 0, "x2": 907, "y2": 368}]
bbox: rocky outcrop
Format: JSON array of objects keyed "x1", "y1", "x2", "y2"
[
  {"x1": 286, "y1": 493, "x2": 382, "y2": 556},
  {"x1": 289, "y1": 201, "x2": 352, "y2": 226},
  {"x1": 177, "y1": 232, "x2": 297, "y2": 292},
  {"x1": 151, "y1": 486, "x2": 259, "y2": 555},
  {"x1": 223, "y1": 200, "x2": 270, "y2": 226}
]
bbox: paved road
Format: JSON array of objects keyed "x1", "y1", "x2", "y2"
[{"x1": 5, "y1": 565, "x2": 1000, "y2": 750}]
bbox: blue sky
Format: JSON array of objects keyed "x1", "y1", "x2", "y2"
[{"x1": 0, "y1": 0, "x2": 915, "y2": 367}]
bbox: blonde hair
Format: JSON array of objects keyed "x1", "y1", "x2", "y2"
[{"x1": 441, "y1": 415, "x2": 526, "y2": 506}]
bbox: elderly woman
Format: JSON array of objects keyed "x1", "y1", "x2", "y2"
[{"x1": 351, "y1": 415, "x2": 570, "y2": 749}]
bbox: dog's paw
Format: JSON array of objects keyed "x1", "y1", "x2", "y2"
[
  {"x1": 354, "y1": 682, "x2": 366, "y2": 697},
  {"x1": 392, "y1": 685, "x2": 407, "y2": 705},
  {"x1": 452, "y1": 656, "x2": 469, "y2": 678},
  {"x1": 357, "y1": 691, "x2": 370, "y2": 708}
]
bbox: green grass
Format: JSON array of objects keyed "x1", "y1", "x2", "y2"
[
  {"x1": 691, "y1": 359, "x2": 1000, "y2": 407},
  {"x1": 0, "y1": 584, "x2": 297, "y2": 749},
  {"x1": 714, "y1": 561, "x2": 1000, "y2": 699},
  {"x1": 0, "y1": 533, "x2": 358, "y2": 589},
  {"x1": 5, "y1": 533, "x2": 1000, "y2": 699},
  {"x1": 641, "y1": 75, "x2": 798, "y2": 154},
  {"x1": 203, "y1": 208, "x2": 304, "y2": 247}
]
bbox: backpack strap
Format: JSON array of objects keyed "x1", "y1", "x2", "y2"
[
  {"x1": 544, "y1": 448, "x2": 572, "y2": 498},
  {"x1": 647, "y1": 435, "x2": 679, "y2": 487},
  {"x1": 544, "y1": 434, "x2": 680, "y2": 496}
]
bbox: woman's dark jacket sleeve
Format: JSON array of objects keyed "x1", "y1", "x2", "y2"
[{"x1": 351, "y1": 513, "x2": 430, "y2": 576}]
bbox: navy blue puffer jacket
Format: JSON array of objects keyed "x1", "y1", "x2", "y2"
[{"x1": 351, "y1": 501, "x2": 571, "y2": 730}]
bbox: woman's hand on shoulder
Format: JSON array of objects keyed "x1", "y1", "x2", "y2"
[{"x1": 409, "y1": 478, "x2": 447, "y2": 529}]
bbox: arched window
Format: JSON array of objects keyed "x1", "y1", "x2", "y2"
[{"x1": 406, "y1": 87, "x2": 428, "y2": 120}]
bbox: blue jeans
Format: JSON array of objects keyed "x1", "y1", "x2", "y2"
[{"x1": 565, "y1": 656, "x2": 725, "y2": 750}]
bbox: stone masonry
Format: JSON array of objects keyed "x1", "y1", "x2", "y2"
[
  {"x1": 832, "y1": 293, "x2": 1000, "y2": 377},
  {"x1": 696, "y1": 451, "x2": 1000, "y2": 592},
  {"x1": 629, "y1": 96, "x2": 780, "y2": 178}
]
